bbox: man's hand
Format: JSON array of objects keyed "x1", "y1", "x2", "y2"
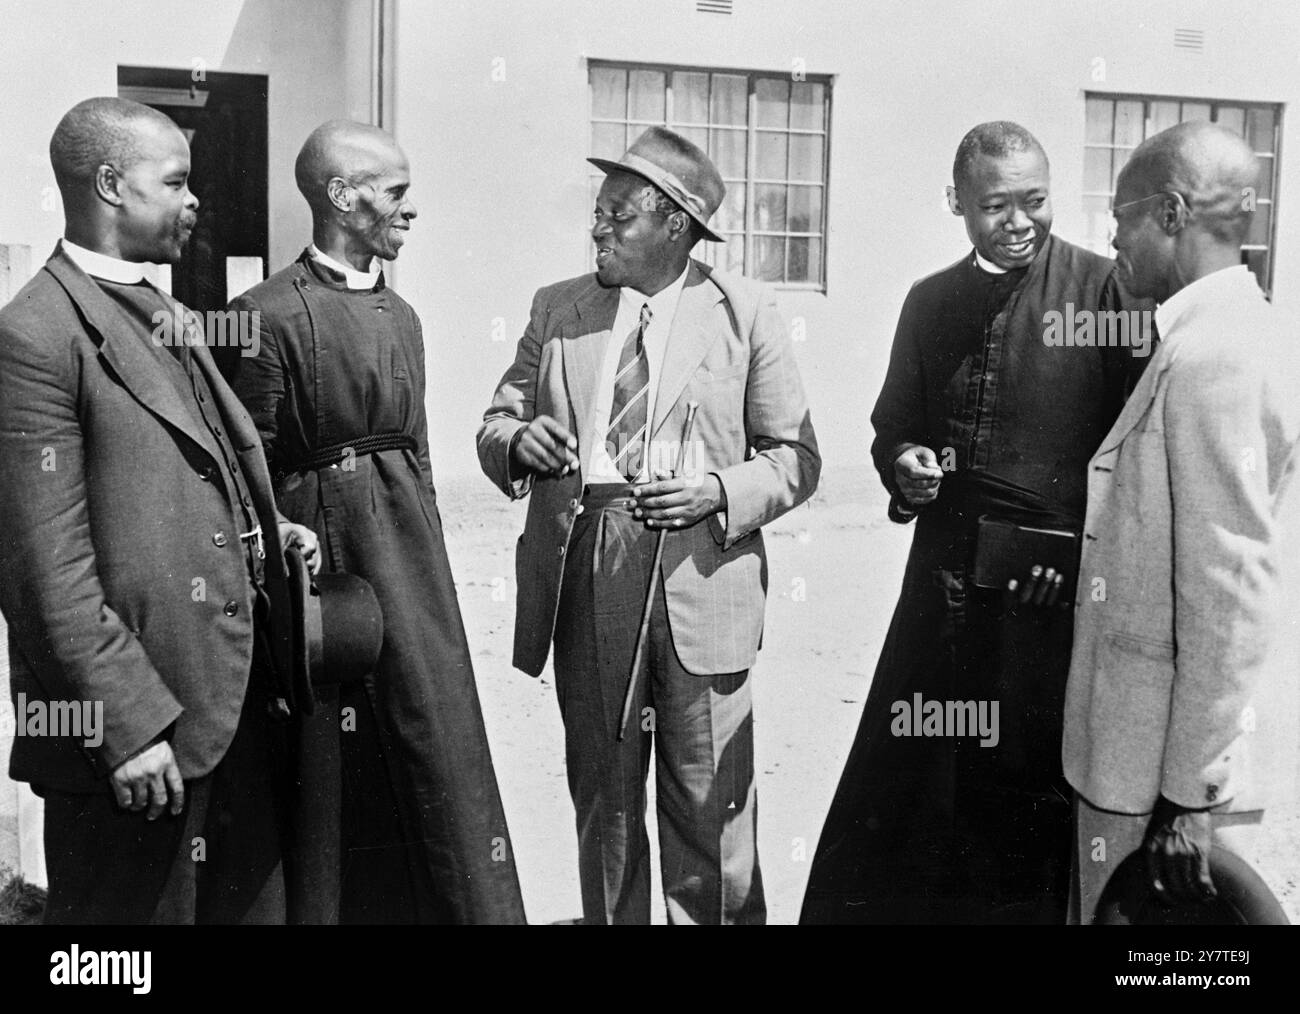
[
  {"x1": 513, "y1": 415, "x2": 580, "y2": 477},
  {"x1": 633, "y1": 471, "x2": 726, "y2": 529},
  {"x1": 1145, "y1": 795, "x2": 1217, "y2": 905},
  {"x1": 111, "y1": 740, "x2": 184, "y2": 820},
  {"x1": 894, "y1": 445, "x2": 943, "y2": 506},
  {"x1": 1006, "y1": 564, "x2": 1067, "y2": 609},
  {"x1": 279, "y1": 521, "x2": 321, "y2": 575}
]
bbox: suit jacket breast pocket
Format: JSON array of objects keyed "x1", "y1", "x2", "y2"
[{"x1": 699, "y1": 363, "x2": 748, "y2": 384}]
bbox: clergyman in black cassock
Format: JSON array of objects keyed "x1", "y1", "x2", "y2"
[
  {"x1": 801, "y1": 123, "x2": 1151, "y2": 924},
  {"x1": 228, "y1": 121, "x2": 525, "y2": 924}
]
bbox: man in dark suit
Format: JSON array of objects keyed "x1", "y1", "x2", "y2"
[
  {"x1": 478, "y1": 127, "x2": 820, "y2": 924},
  {"x1": 0, "y1": 97, "x2": 318, "y2": 924}
]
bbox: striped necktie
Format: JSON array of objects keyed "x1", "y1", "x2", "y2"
[{"x1": 607, "y1": 302, "x2": 652, "y2": 482}]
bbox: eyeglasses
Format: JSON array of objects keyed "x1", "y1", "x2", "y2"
[{"x1": 1109, "y1": 191, "x2": 1170, "y2": 216}]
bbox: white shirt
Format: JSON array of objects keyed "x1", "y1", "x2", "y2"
[
  {"x1": 973, "y1": 249, "x2": 1008, "y2": 274},
  {"x1": 60, "y1": 238, "x2": 147, "y2": 283},
  {"x1": 309, "y1": 243, "x2": 381, "y2": 290},
  {"x1": 586, "y1": 266, "x2": 689, "y2": 483}
]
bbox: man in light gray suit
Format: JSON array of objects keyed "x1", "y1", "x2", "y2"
[
  {"x1": 478, "y1": 127, "x2": 820, "y2": 924},
  {"x1": 1063, "y1": 121, "x2": 1300, "y2": 923}
]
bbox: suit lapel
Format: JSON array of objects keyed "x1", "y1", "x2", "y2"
[
  {"x1": 1094, "y1": 341, "x2": 1176, "y2": 458},
  {"x1": 561, "y1": 280, "x2": 619, "y2": 471},
  {"x1": 651, "y1": 262, "x2": 723, "y2": 439},
  {"x1": 45, "y1": 250, "x2": 221, "y2": 462}
]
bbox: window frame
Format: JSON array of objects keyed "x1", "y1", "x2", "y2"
[
  {"x1": 587, "y1": 58, "x2": 833, "y2": 293},
  {"x1": 1082, "y1": 91, "x2": 1283, "y2": 297}
]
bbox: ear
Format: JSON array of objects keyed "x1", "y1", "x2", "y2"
[
  {"x1": 667, "y1": 209, "x2": 693, "y2": 243},
  {"x1": 326, "y1": 177, "x2": 353, "y2": 213},
  {"x1": 945, "y1": 185, "x2": 963, "y2": 217},
  {"x1": 1160, "y1": 192, "x2": 1188, "y2": 235},
  {"x1": 94, "y1": 163, "x2": 123, "y2": 207}
]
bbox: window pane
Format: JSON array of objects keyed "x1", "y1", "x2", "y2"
[
  {"x1": 675, "y1": 125, "x2": 708, "y2": 152},
  {"x1": 1149, "y1": 100, "x2": 1180, "y2": 135},
  {"x1": 591, "y1": 122, "x2": 626, "y2": 160},
  {"x1": 756, "y1": 78, "x2": 790, "y2": 128},
  {"x1": 1083, "y1": 147, "x2": 1112, "y2": 193},
  {"x1": 1216, "y1": 106, "x2": 1245, "y2": 136},
  {"x1": 787, "y1": 237, "x2": 822, "y2": 283},
  {"x1": 1247, "y1": 107, "x2": 1276, "y2": 153},
  {"x1": 672, "y1": 71, "x2": 709, "y2": 125},
  {"x1": 722, "y1": 233, "x2": 745, "y2": 273},
  {"x1": 756, "y1": 131, "x2": 788, "y2": 179},
  {"x1": 710, "y1": 128, "x2": 747, "y2": 178},
  {"x1": 591, "y1": 67, "x2": 627, "y2": 119},
  {"x1": 710, "y1": 74, "x2": 748, "y2": 126},
  {"x1": 789, "y1": 133, "x2": 824, "y2": 181},
  {"x1": 1180, "y1": 102, "x2": 1211, "y2": 123},
  {"x1": 629, "y1": 70, "x2": 665, "y2": 122},
  {"x1": 754, "y1": 183, "x2": 787, "y2": 231},
  {"x1": 787, "y1": 185, "x2": 823, "y2": 232},
  {"x1": 1256, "y1": 156, "x2": 1274, "y2": 200},
  {"x1": 1247, "y1": 204, "x2": 1272, "y2": 247},
  {"x1": 1085, "y1": 97, "x2": 1114, "y2": 144},
  {"x1": 754, "y1": 236, "x2": 785, "y2": 282},
  {"x1": 1083, "y1": 194, "x2": 1112, "y2": 255},
  {"x1": 715, "y1": 183, "x2": 746, "y2": 234},
  {"x1": 1111, "y1": 148, "x2": 1133, "y2": 191},
  {"x1": 790, "y1": 82, "x2": 824, "y2": 130},
  {"x1": 1114, "y1": 100, "x2": 1144, "y2": 147}
]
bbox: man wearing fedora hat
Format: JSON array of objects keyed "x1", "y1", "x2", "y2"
[{"x1": 478, "y1": 126, "x2": 821, "y2": 925}]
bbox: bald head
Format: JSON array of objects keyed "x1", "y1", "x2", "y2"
[
  {"x1": 50, "y1": 97, "x2": 182, "y2": 198},
  {"x1": 295, "y1": 120, "x2": 407, "y2": 216},
  {"x1": 296, "y1": 120, "x2": 417, "y2": 265},
  {"x1": 1118, "y1": 121, "x2": 1260, "y2": 245}
]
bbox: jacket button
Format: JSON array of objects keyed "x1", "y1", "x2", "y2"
[
  {"x1": 557, "y1": 546, "x2": 565, "y2": 557},
  {"x1": 198, "y1": 466, "x2": 215, "y2": 482},
  {"x1": 213, "y1": 532, "x2": 228, "y2": 547},
  {"x1": 223, "y1": 601, "x2": 239, "y2": 617},
  {"x1": 569, "y1": 499, "x2": 579, "y2": 510}
]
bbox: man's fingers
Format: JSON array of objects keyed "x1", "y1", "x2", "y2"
[
  {"x1": 111, "y1": 777, "x2": 133, "y2": 810},
  {"x1": 145, "y1": 771, "x2": 168, "y2": 821},
  {"x1": 537, "y1": 415, "x2": 577, "y2": 451},
  {"x1": 1032, "y1": 568, "x2": 1056, "y2": 606},
  {"x1": 1018, "y1": 566, "x2": 1040, "y2": 604},
  {"x1": 164, "y1": 762, "x2": 185, "y2": 817}
]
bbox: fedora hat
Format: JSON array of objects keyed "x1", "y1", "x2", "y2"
[
  {"x1": 1093, "y1": 844, "x2": 1289, "y2": 925},
  {"x1": 283, "y1": 545, "x2": 384, "y2": 715},
  {"x1": 588, "y1": 126, "x2": 726, "y2": 243}
]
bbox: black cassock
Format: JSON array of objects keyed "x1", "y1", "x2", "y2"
[
  {"x1": 801, "y1": 236, "x2": 1150, "y2": 924},
  {"x1": 229, "y1": 251, "x2": 525, "y2": 923}
]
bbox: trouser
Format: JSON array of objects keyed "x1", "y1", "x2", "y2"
[
  {"x1": 551, "y1": 484, "x2": 765, "y2": 925},
  {"x1": 1069, "y1": 793, "x2": 1264, "y2": 925},
  {"x1": 41, "y1": 643, "x2": 285, "y2": 925}
]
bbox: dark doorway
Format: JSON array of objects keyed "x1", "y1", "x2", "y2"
[{"x1": 118, "y1": 66, "x2": 268, "y2": 375}]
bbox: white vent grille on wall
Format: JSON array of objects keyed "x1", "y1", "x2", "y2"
[
  {"x1": 697, "y1": 0, "x2": 733, "y2": 14},
  {"x1": 1174, "y1": 28, "x2": 1205, "y2": 52}
]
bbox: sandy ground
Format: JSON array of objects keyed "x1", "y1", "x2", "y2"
[{"x1": 442, "y1": 464, "x2": 1300, "y2": 926}]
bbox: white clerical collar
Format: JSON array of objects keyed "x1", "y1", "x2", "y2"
[
  {"x1": 973, "y1": 249, "x2": 1008, "y2": 275},
  {"x1": 60, "y1": 238, "x2": 148, "y2": 284},
  {"x1": 1155, "y1": 265, "x2": 1257, "y2": 339},
  {"x1": 309, "y1": 244, "x2": 381, "y2": 290},
  {"x1": 621, "y1": 264, "x2": 690, "y2": 320}
]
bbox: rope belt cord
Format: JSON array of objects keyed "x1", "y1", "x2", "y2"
[{"x1": 278, "y1": 431, "x2": 417, "y2": 480}]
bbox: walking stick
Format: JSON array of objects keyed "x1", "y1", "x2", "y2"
[{"x1": 617, "y1": 401, "x2": 700, "y2": 741}]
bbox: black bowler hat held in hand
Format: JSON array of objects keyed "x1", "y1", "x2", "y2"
[
  {"x1": 589, "y1": 126, "x2": 727, "y2": 243},
  {"x1": 284, "y1": 544, "x2": 384, "y2": 715},
  {"x1": 1093, "y1": 844, "x2": 1289, "y2": 925}
]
